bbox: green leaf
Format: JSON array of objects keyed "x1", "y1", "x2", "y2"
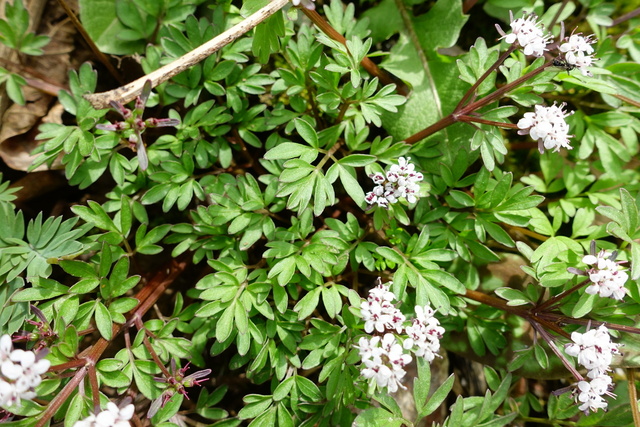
[
  {"x1": 238, "y1": 395, "x2": 273, "y2": 420},
  {"x1": 78, "y1": 0, "x2": 145, "y2": 54},
  {"x1": 119, "y1": 195, "x2": 133, "y2": 237},
  {"x1": 293, "y1": 287, "x2": 321, "y2": 320},
  {"x1": 571, "y1": 291, "x2": 597, "y2": 318},
  {"x1": 132, "y1": 360, "x2": 162, "y2": 399},
  {"x1": 338, "y1": 165, "x2": 365, "y2": 206},
  {"x1": 494, "y1": 287, "x2": 530, "y2": 306},
  {"x1": 152, "y1": 393, "x2": 184, "y2": 424},
  {"x1": 413, "y1": 357, "x2": 431, "y2": 412},
  {"x1": 234, "y1": 299, "x2": 249, "y2": 335},
  {"x1": 339, "y1": 154, "x2": 376, "y2": 167},
  {"x1": 378, "y1": 0, "x2": 469, "y2": 165},
  {"x1": 216, "y1": 303, "x2": 235, "y2": 342},
  {"x1": 294, "y1": 119, "x2": 319, "y2": 149},
  {"x1": 264, "y1": 143, "x2": 317, "y2": 161},
  {"x1": 65, "y1": 392, "x2": 88, "y2": 426},
  {"x1": 267, "y1": 256, "x2": 296, "y2": 286},
  {"x1": 422, "y1": 269, "x2": 465, "y2": 294},
  {"x1": 419, "y1": 373, "x2": 454, "y2": 419},
  {"x1": 376, "y1": 246, "x2": 405, "y2": 264},
  {"x1": 13, "y1": 278, "x2": 68, "y2": 302},
  {"x1": 272, "y1": 376, "x2": 294, "y2": 402},
  {"x1": 95, "y1": 301, "x2": 113, "y2": 340},
  {"x1": 353, "y1": 408, "x2": 405, "y2": 427},
  {"x1": 620, "y1": 188, "x2": 639, "y2": 235},
  {"x1": 71, "y1": 201, "x2": 118, "y2": 233},
  {"x1": 60, "y1": 260, "x2": 97, "y2": 279},
  {"x1": 632, "y1": 242, "x2": 640, "y2": 281}
]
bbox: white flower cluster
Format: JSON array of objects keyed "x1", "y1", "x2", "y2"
[
  {"x1": 497, "y1": 12, "x2": 553, "y2": 57},
  {"x1": 582, "y1": 251, "x2": 628, "y2": 300},
  {"x1": 565, "y1": 325, "x2": 621, "y2": 413},
  {"x1": 356, "y1": 334, "x2": 411, "y2": 393},
  {"x1": 517, "y1": 102, "x2": 573, "y2": 153},
  {"x1": 403, "y1": 305, "x2": 445, "y2": 363},
  {"x1": 0, "y1": 334, "x2": 50, "y2": 409},
  {"x1": 574, "y1": 375, "x2": 614, "y2": 414},
  {"x1": 360, "y1": 282, "x2": 406, "y2": 334},
  {"x1": 356, "y1": 281, "x2": 443, "y2": 393},
  {"x1": 365, "y1": 157, "x2": 424, "y2": 209},
  {"x1": 560, "y1": 34, "x2": 597, "y2": 77},
  {"x1": 73, "y1": 402, "x2": 135, "y2": 427}
]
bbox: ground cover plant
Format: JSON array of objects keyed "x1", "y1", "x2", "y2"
[{"x1": 1, "y1": 0, "x2": 640, "y2": 425}]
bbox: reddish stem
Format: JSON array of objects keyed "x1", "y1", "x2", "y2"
[
  {"x1": 404, "y1": 60, "x2": 553, "y2": 144},
  {"x1": 36, "y1": 257, "x2": 189, "y2": 427},
  {"x1": 533, "y1": 279, "x2": 590, "y2": 313},
  {"x1": 531, "y1": 321, "x2": 584, "y2": 381},
  {"x1": 458, "y1": 115, "x2": 519, "y2": 129},
  {"x1": 88, "y1": 364, "x2": 101, "y2": 410},
  {"x1": 455, "y1": 45, "x2": 517, "y2": 111}
]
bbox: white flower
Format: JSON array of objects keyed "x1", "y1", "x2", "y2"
[
  {"x1": 496, "y1": 12, "x2": 553, "y2": 57},
  {"x1": 560, "y1": 33, "x2": 597, "y2": 77},
  {"x1": 290, "y1": 0, "x2": 315, "y2": 10},
  {"x1": 581, "y1": 250, "x2": 628, "y2": 300},
  {"x1": 517, "y1": 102, "x2": 573, "y2": 153},
  {"x1": 565, "y1": 325, "x2": 621, "y2": 378},
  {"x1": 403, "y1": 305, "x2": 444, "y2": 362},
  {"x1": 0, "y1": 336, "x2": 12, "y2": 362},
  {"x1": 73, "y1": 402, "x2": 135, "y2": 427},
  {"x1": 360, "y1": 282, "x2": 405, "y2": 334},
  {"x1": 356, "y1": 334, "x2": 412, "y2": 393},
  {"x1": 0, "y1": 334, "x2": 50, "y2": 409},
  {"x1": 574, "y1": 374, "x2": 615, "y2": 414},
  {"x1": 365, "y1": 157, "x2": 424, "y2": 208}
]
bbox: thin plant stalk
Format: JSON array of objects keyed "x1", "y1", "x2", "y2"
[{"x1": 35, "y1": 257, "x2": 189, "y2": 427}]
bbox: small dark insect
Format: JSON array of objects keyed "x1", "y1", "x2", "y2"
[{"x1": 553, "y1": 56, "x2": 577, "y2": 73}]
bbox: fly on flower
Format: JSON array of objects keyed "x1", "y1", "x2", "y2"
[
  {"x1": 96, "y1": 80, "x2": 180, "y2": 171},
  {"x1": 552, "y1": 56, "x2": 577, "y2": 73}
]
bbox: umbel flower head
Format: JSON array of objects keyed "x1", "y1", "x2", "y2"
[
  {"x1": 355, "y1": 334, "x2": 412, "y2": 393},
  {"x1": 565, "y1": 325, "x2": 621, "y2": 378},
  {"x1": 565, "y1": 325, "x2": 621, "y2": 414},
  {"x1": 496, "y1": 11, "x2": 553, "y2": 57},
  {"x1": 403, "y1": 305, "x2": 445, "y2": 363},
  {"x1": 0, "y1": 334, "x2": 50, "y2": 409},
  {"x1": 355, "y1": 280, "x2": 444, "y2": 393},
  {"x1": 582, "y1": 250, "x2": 628, "y2": 300},
  {"x1": 365, "y1": 157, "x2": 424, "y2": 208},
  {"x1": 360, "y1": 280, "x2": 406, "y2": 334},
  {"x1": 517, "y1": 102, "x2": 573, "y2": 153},
  {"x1": 559, "y1": 33, "x2": 597, "y2": 77},
  {"x1": 574, "y1": 374, "x2": 615, "y2": 414},
  {"x1": 73, "y1": 402, "x2": 135, "y2": 427}
]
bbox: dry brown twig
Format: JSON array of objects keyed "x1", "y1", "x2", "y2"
[{"x1": 84, "y1": 0, "x2": 290, "y2": 110}]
